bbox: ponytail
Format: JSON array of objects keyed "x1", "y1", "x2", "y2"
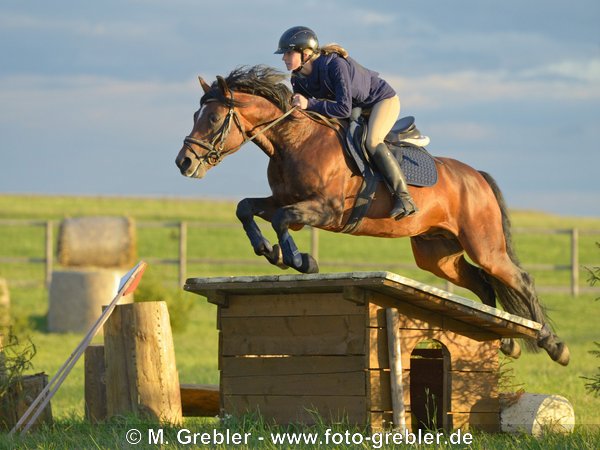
[{"x1": 319, "y1": 43, "x2": 349, "y2": 59}]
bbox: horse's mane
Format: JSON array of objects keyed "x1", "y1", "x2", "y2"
[{"x1": 201, "y1": 65, "x2": 292, "y2": 112}]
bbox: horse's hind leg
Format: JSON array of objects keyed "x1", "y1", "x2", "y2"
[
  {"x1": 411, "y1": 235, "x2": 496, "y2": 305},
  {"x1": 411, "y1": 235, "x2": 521, "y2": 359},
  {"x1": 236, "y1": 197, "x2": 288, "y2": 269},
  {"x1": 459, "y1": 232, "x2": 569, "y2": 365}
]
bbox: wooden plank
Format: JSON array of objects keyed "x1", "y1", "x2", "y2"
[
  {"x1": 368, "y1": 294, "x2": 442, "y2": 328},
  {"x1": 449, "y1": 371, "x2": 499, "y2": 413},
  {"x1": 450, "y1": 412, "x2": 500, "y2": 432},
  {"x1": 206, "y1": 290, "x2": 228, "y2": 307},
  {"x1": 220, "y1": 292, "x2": 365, "y2": 317},
  {"x1": 377, "y1": 275, "x2": 537, "y2": 338},
  {"x1": 368, "y1": 328, "x2": 499, "y2": 372},
  {"x1": 223, "y1": 395, "x2": 367, "y2": 425},
  {"x1": 180, "y1": 384, "x2": 219, "y2": 417},
  {"x1": 448, "y1": 397, "x2": 499, "y2": 414},
  {"x1": 368, "y1": 369, "x2": 401, "y2": 412},
  {"x1": 368, "y1": 369, "x2": 499, "y2": 414},
  {"x1": 221, "y1": 355, "x2": 365, "y2": 376},
  {"x1": 343, "y1": 286, "x2": 368, "y2": 305},
  {"x1": 222, "y1": 372, "x2": 365, "y2": 396},
  {"x1": 369, "y1": 411, "x2": 394, "y2": 431},
  {"x1": 369, "y1": 297, "x2": 502, "y2": 339},
  {"x1": 220, "y1": 316, "x2": 365, "y2": 356}
]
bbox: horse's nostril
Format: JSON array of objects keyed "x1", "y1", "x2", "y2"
[{"x1": 180, "y1": 157, "x2": 192, "y2": 174}]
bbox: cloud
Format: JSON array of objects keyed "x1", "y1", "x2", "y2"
[
  {"x1": 0, "y1": 74, "x2": 194, "y2": 126},
  {"x1": 384, "y1": 58, "x2": 600, "y2": 109},
  {"x1": 427, "y1": 121, "x2": 497, "y2": 142},
  {"x1": 0, "y1": 11, "x2": 164, "y2": 40},
  {"x1": 350, "y1": 9, "x2": 395, "y2": 26},
  {"x1": 520, "y1": 59, "x2": 600, "y2": 83}
]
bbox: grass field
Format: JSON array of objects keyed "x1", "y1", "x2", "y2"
[{"x1": 1, "y1": 194, "x2": 599, "y2": 449}]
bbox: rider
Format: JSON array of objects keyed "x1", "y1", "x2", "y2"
[{"x1": 275, "y1": 26, "x2": 417, "y2": 219}]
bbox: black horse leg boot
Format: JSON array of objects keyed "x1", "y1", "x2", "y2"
[{"x1": 371, "y1": 143, "x2": 418, "y2": 219}]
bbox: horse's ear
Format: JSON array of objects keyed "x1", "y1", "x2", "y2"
[
  {"x1": 216, "y1": 75, "x2": 230, "y2": 97},
  {"x1": 197, "y1": 76, "x2": 211, "y2": 94}
]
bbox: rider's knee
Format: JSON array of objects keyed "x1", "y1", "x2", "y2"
[{"x1": 364, "y1": 136, "x2": 382, "y2": 155}]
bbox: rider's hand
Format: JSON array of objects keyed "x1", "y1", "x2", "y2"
[{"x1": 291, "y1": 94, "x2": 308, "y2": 109}]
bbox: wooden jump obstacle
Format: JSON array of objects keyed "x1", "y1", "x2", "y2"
[{"x1": 185, "y1": 271, "x2": 541, "y2": 432}]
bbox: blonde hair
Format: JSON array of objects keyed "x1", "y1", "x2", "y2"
[{"x1": 320, "y1": 43, "x2": 349, "y2": 59}]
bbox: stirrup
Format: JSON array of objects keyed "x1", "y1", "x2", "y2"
[{"x1": 391, "y1": 195, "x2": 417, "y2": 220}]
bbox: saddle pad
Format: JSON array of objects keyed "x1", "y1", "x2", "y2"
[{"x1": 391, "y1": 144, "x2": 438, "y2": 187}]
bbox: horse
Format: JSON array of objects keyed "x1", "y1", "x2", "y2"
[{"x1": 175, "y1": 65, "x2": 569, "y2": 366}]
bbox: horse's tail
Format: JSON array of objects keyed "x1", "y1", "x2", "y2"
[{"x1": 478, "y1": 170, "x2": 548, "y2": 352}]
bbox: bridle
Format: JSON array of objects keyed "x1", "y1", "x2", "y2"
[{"x1": 183, "y1": 88, "x2": 297, "y2": 169}]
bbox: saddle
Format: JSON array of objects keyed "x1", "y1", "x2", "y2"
[{"x1": 342, "y1": 108, "x2": 438, "y2": 233}]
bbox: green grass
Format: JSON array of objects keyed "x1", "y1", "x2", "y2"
[{"x1": 1, "y1": 194, "x2": 600, "y2": 448}]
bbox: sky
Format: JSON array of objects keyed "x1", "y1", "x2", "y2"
[{"x1": 1, "y1": 0, "x2": 599, "y2": 217}]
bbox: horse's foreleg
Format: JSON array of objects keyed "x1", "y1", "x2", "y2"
[
  {"x1": 236, "y1": 197, "x2": 287, "y2": 268},
  {"x1": 271, "y1": 199, "x2": 334, "y2": 274}
]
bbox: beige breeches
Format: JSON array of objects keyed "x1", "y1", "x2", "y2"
[{"x1": 365, "y1": 95, "x2": 400, "y2": 154}]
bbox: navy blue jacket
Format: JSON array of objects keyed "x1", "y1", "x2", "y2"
[{"x1": 291, "y1": 52, "x2": 396, "y2": 119}]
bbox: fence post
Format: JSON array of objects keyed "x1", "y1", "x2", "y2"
[
  {"x1": 179, "y1": 221, "x2": 187, "y2": 288},
  {"x1": 571, "y1": 228, "x2": 579, "y2": 297},
  {"x1": 45, "y1": 220, "x2": 53, "y2": 288},
  {"x1": 310, "y1": 227, "x2": 319, "y2": 262}
]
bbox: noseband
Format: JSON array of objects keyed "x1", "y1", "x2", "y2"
[{"x1": 183, "y1": 89, "x2": 297, "y2": 169}]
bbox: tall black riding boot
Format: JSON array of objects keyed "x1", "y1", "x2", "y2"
[{"x1": 371, "y1": 143, "x2": 418, "y2": 219}]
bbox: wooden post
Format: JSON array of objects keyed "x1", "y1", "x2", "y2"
[
  {"x1": 1, "y1": 374, "x2": 53, "y2": 430},
  {"x1": 45, "y1": 220, "x2": 53, "y2": 289},
  {"x1": 179, "y1": 221, "x2": 187, "y2": 288},
  {"x1": 310, "y1": 227, "x2": 319, "y2": 263},
  {"x1": 571, "y1": 228, "x2": 579, "y2": 297},
  {"x1": 386, "y1": 308, "x2": 406, "y2": 432},
  {"x1": 0, "y1": 279, "x2": 9, "y2": 329},
  {"x1": 84, "y1": 345, "x2": 106, "y2": 424},
  {"x1": 0, "y1": 333, "x2": 5, "y2": 384},
  {"x1": 104, "y1": 301, "x2": 182, "y2": 424}
]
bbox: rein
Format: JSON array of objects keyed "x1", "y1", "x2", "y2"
[{"x1": 183, "y1": 90, "x2": 298, "y2": 168}]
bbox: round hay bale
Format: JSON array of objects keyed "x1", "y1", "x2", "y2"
[
  {"x1": 47, "y1": 269, "x2": 134, "y2": 333},
  {"x1": 57, "y1": 216, "x2": 136, "y2": 268},
  {"x1": 500, "y1": 392, "x2": 575, "y2": 436}
]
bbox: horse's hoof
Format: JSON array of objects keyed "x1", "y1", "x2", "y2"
[
  {"x1": 254, "y1": 240, "x2": 273, "y2": 257},
  {"x1": 500, "y1": 338, "x2": 521, "y2": 359},
  {"x1": 299, "y1": 253, "x2": 319, "y2": 274},
  {"x1": 551, "y1": 342, "x2": 570, "y2": 366},
  {"x1": 266, "y1": 244, "x2": 289, "y2": 270}
]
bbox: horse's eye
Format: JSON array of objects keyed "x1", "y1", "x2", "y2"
[{"x1": 209, "y1": 113, "x2": 219, "y2": 125}]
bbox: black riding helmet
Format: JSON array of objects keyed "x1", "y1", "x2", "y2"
[{"x1": 274, "y1": 26, "x2": 319, "y2": 54}]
